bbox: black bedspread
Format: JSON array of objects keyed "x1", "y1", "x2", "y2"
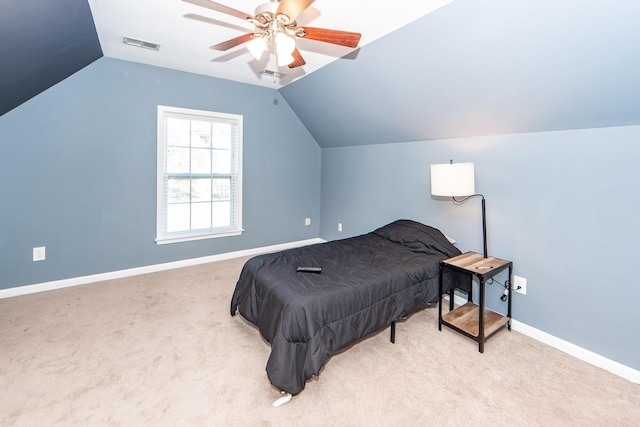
[{"x1": 230, "y1": 220, "x2": 467, "y2": 395}]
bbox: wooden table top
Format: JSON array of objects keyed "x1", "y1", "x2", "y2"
[{"x1": 442, "y1": 252, "x2": 511, "y2": 275}]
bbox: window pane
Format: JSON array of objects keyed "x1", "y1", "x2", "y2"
[
  {"x1": 167, "y1": 147, "x2": 190, "y2": 173},
  {"x1": 192, "y1": 202, "x2": 212, "y2": 230},
  {"x1": 192, "y1": 148, "x2": 211, "y2": 174},
  {"x1": 212, "y1": 149, "x2": 231, "y2": 174},
  {"x1": 212, "y1": 123, "x2": 232, "y2": 149},
  {"x1": 167, "y1": 118, "x2": 190, "y2": 146},
  {"x1": 167, "y1": 178, "x2": 190, "y2": 203},
  {"x1": 192, "y1": 120, "x2": 212, "y2": 148},
  {"x1": 192, "y1": 178, "x2": 212, "y2": 202},
  {"x1": 212, "y1": 178, "x2": 230, "y2": 201},
  {"x1": 167, "y1": 203, "x2": 190, "y2": 232},
  {"x1": 212, "y1": 201, "x2": 231, "y2": 227}
]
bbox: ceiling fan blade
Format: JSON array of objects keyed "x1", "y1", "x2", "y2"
[
  {"x1": 210, "y1": 33, "x2": 255, "y2": 51},
  {"x1": 297, "y1": 27, "x2": 361, "y2": 48},
  {"x1": 182, "y1": 0, "x2": 254, "y2": 21},
  {"x1": 288, "y1": 48, "x2": 306, "y2": 69},
  {"x1": 276, "y1": 0, "x2": 315, "y2": 24}
]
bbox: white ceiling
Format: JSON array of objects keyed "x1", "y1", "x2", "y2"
[{"x1": 88, "y1": 0, "x2": 454, "y2": 88}]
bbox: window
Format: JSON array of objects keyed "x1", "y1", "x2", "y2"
[{"x1": 156, "y1": 105, "x2": 243, "y2": 244}]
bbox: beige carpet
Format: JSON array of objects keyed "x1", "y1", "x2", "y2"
[{"x1": 1, "y1": 256, "x2": 639, "y2": 426}]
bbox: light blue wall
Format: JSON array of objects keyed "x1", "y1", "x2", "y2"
[
  {"x1": 0, "y1": 58, "x2": 321, "y2": 289},
  {"x1": 320, "y1": 125, "x2": 640, "y2": 371}
]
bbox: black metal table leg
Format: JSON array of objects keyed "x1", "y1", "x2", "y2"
[
  {"x1": 390, "y1": 321, "x2": 396, "y2": 343},
  {"x1": 438, "y1": 262, "x2": 443, "y2": 331},
  {"x1": 478, "y1": 276, "x2": 485, "y2": 353},
  {"x1": 507, "y1": 264, "x2": 513, "y2": 331}
]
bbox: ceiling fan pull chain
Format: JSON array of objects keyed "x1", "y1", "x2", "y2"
[{"x1": 272, "y1": 36, "x2": 277, "y2": 84}]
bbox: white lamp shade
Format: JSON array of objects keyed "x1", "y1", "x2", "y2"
[{"x1": 430, "y1": 162, "x2": 475, "y2": 196}]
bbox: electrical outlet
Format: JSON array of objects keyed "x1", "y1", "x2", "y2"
[
  {"x1": 304, "y1": 217, "x2": 311, "y2": 226},
  {"x1": 513, "y1": 275, "x2": 527, "y2": 295},
  {"x1": 338, "y1": 223, "x2": 343, "y2": 232},
  {"x1": 33, "y1": 246, "x2": 46, "y2": 261}
]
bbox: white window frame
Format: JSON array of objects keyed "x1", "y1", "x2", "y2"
[{"x1": 156, "y1": 105, "x2": 243, "y2": 244}]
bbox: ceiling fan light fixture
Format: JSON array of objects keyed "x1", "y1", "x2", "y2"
[
  {"x1": 275, "y1": 32, "x2": 296, "y2": 55},
  {"x1": 275, "y1": 32, "x2": 295, "y2": 66},
  {"x1": 246, "y1": 36, "x2": 267, "y2": 60},
  {"x1": 276, "y1": 51, "x2": 295, "y2": 66}
]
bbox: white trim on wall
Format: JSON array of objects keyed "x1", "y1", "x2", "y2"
[
  {"x1": 510, "y1": 320, "x2": 640, "y2": 385},
  {"x1": 447, "y1": 294, "x2": 640, "y2": 385},
  {"x1": 0, "y1": 238, "x2": 324, "y2": 300}
]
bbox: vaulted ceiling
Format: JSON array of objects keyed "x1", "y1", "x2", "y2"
[
  {"x1": 3, "y1": 0, "x2": 640, "y2": 148},
  {"x1": 0, "y1": 0, "x2": 451, "y2": 116},
  {"x1": 280, "y1": 0, "x2": 640, "y2": 147}
]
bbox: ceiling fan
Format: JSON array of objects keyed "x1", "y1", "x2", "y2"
[{"x1": 182, "y1": 0, "x2": 362, "y2": 69}]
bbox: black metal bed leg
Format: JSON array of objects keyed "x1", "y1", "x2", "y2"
[{"x1": 390, "y1": 321, "x2": 396, "y2": 343}]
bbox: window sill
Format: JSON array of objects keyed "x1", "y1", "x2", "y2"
[{"x1": 155, "y1": 229, "x2": 244, "y2": 245}]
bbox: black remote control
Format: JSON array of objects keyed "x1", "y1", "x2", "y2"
[{"x1": 296, "y1": 266, "x2": 322, "y2": 273}]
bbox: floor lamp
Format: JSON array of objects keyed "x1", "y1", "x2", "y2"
[{"x1": 430, "y1": 161, "x2": 488, "y2": 258}]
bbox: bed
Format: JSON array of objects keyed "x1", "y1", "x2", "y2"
[{"x1": 230, "y1": 219, "x2": 468, "y2": 396}]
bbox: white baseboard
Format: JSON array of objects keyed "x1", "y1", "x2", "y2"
[
  {"x1": 446, "y1": 294, "x2": 640, "y2": 385},
  {"x1": 0, "y1": 238, "x2": 325, "y2": 300},
  {"x1": 510, "y1": 320, "x2": 640, "y2": 384}
]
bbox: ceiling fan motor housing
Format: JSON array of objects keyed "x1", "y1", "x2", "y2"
[
  {"x1": 253, "y1": 2, "x2": 296, "y2": 30},
  {"x1": 253, "y1": 2, "x2": 275, "y2": 27}
]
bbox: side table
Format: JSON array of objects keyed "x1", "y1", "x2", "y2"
[{"x1": 438, "y1": 251, "x2": 513, "y2": 353}]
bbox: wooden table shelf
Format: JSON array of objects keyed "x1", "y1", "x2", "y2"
[{"x1": 442, "y1": 302, "x2": 510, "y2": 338}]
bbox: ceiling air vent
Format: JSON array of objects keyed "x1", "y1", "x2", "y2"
[
  {"x1": 122, "y1": 37, "x2": 160, "y2": 51},
  {"x1": 260, "y1": 69, "x2": 286, "y2": 78}
]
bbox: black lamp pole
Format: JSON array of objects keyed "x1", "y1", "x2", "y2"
[
  {"x1": 481, "y1": 195, "x2": 487, "y2": 258},
  {"x1": 454, "y1": 194, "x2": 488, "y2": 258}
]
